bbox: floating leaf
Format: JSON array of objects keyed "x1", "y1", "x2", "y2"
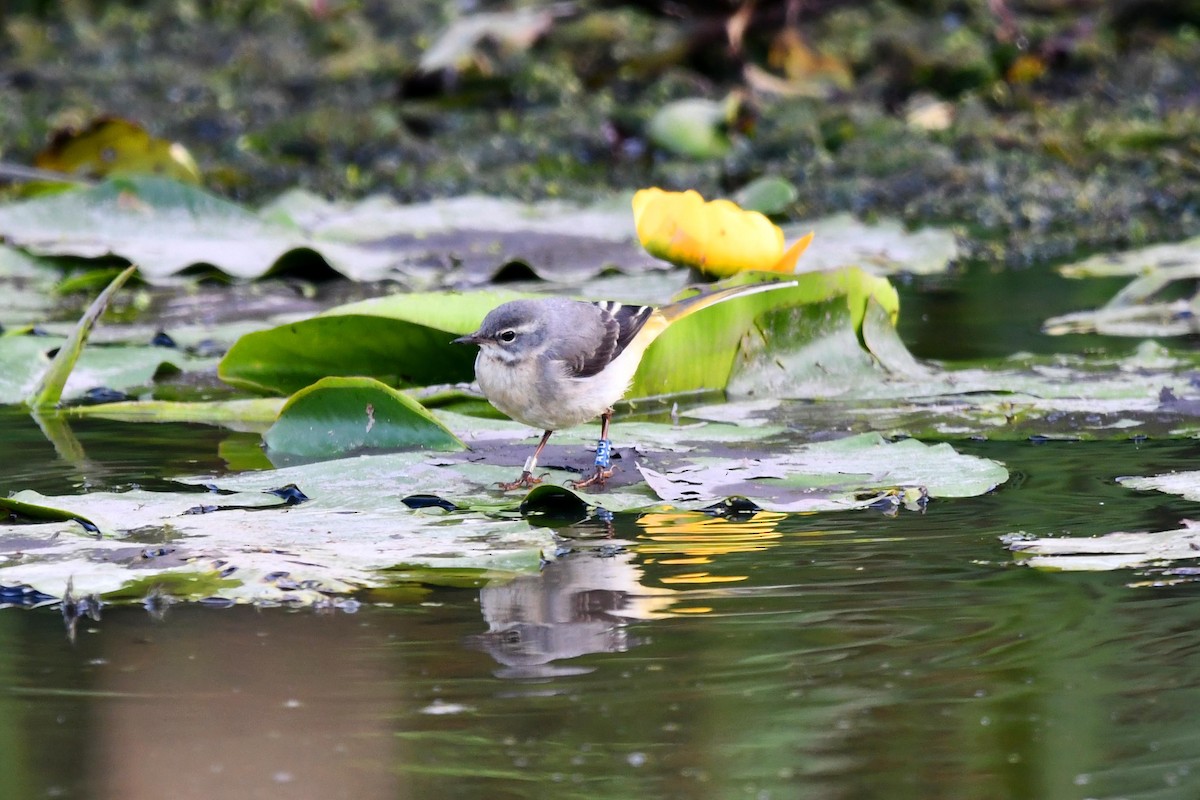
[
  {"x1": 0, "y1": 481, "x2": 553, "y2": 603},
  {"x1": 1057, "y1": 236, "x2": 1200, "y2": 279},
  {"x1": 219, "y1": 289, "x2": 529, "y2": 395},
  {"x1": 1117, "y1": 471, "x2": 1200, "y2": 502},
  {"x1": 220, "y1": 270, "x2": 895, "y2": 402},
  {"x1": 0, "y1": 178, "x2": 661, "y2": 286},
  {"x1": 0, "y1": 494, "x2": 98, "y2": 532},
  {"x1": 1045, "y1": 260, "x2": 1200, "y2": 337},
  {"x1": 26, "y1": 264, "x2": 137, "y2": 409},
  {"x1": 634, "y1": 268, "x2": 896, "y2": 398},
  {"x1": 264, "y1": 376, "x2": 465, "y2": 458},
  {"x1": 779, "y1": 213, "x2": 958, "y2": 275},
  {"x1": 66, "y1": 397, "x2": 285, "y2": 429},
  {"x1": 1009, "y1": 520, "x2": 1200, "y2": 572},
  {"x1": 632, "y1": 188, "x2": 813, "y2": 277},
  {"x1": 636, "y1": 432, "x2": 1007, "y2": 512}
]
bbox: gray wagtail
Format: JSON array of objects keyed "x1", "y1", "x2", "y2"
[{"x1": 454, "y1": 280, "x2": 796, "y2": 490}]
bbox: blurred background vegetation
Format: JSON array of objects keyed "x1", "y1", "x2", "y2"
[{"x1": 1, "y1": 0, "x2": 1198, "y2": 264}]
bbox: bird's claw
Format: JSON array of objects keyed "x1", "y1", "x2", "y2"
[
  {"x1": 570, "y1": 465, "x2": 616, "y2": 491},
  {"x1": 497, "y1": 471, "x2": 545, "y2": 491}
]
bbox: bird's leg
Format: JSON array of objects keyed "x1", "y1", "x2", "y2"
[
  {"x1": 572, "y1": 410, "x2": 616, "y2": 490},
  {"x1": 498, "y1": 430, "x2": 553, "y2": 491}
]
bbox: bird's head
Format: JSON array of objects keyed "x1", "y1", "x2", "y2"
[{"x1": 453, "y1": 300, "x2": 550, "y2": 365}]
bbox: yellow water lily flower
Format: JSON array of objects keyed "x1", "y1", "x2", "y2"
[{"x1": 632, "y1": 187, "x2": 813, "y2": 277}]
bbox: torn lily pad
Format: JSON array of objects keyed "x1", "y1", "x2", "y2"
[
  {"x1": 636, "y1": 432, "x2": 1008, "y2": 512},
  {"x1": 1045, "y1": 259, "x2": 1200, "y2": 337},
  {"x1": 1117, "y1": 471, "x2": 1200, "y2": 502},
  {"x1": 1008, "y1": 519, "x2": 1200, "y2": 573},
  {"x1": 0, "y1": 480, "x2": 553, "y2": 604}
]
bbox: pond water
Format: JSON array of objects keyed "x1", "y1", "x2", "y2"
[{"x1": 3, "y1": 264, "x2": 1200, "y2": 799}]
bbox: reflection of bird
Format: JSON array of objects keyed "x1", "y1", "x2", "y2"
[{"x1": 453, "y1": 280, "x2": 795, "y2": 490}]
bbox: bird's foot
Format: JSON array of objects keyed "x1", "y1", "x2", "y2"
[
  {"x1": 497, "y1": 471, "x2": 544, "y2": 491},
  {"x1": 571, "y1": 437, "x2": 615, "y2": 491},
  {"x1": 571, "y1": 465, "x2": 616, "y2": 491}
]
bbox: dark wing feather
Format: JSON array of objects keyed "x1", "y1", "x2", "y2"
[{"x1": 566, "y1": 301, "x2": 654, "y2": 378}]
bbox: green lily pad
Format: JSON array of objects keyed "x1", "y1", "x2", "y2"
[
  {"x1": 264, "y1": 376, "x2": 466, "y2": 458},
  {"x1": 66, "y1": 397, "x2": 285, "y2": 430},
  {"x1": 220, "y1": 269, "x2": 898, "y2": 401},
  {"x1": 219, "y1": 289, "x2": 529, "y2": 395},
  {"x1": 732, "y1": 176, "x2": 799, "y2": 216},
  {"x1": 0, "y1": 245, "x2": 61, "y2": 326},
  {"x1": 0, "y1": 494, "x2": 98, "y2": 531},
  {"x1": 0, "y1": 408, "x2": 1007, "y2": 604}
]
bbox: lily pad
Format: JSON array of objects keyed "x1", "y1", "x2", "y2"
[
  {"x1": 218, "y1": 289, "x2": 529, "y2": 395},
  {"x1": 264, "y1": 376, "x2": 465, "y2": 458},
  {"x1": 635, "y1": 432, "x2": 1008, "y2": 511},
  {"x1": 0, "y1": 482, "x2": 553, "y2": 604},
  {"x1": 1008, "y1": 520, "x2": 1200, "y2": 573},
  {"x1": 220, "y1": 269, "x2": 899, "y2": 401},
  {"x1": 1117, "y1": 471, "x2": 1200, "y2": 502},
  {"x1": 1044, "y1": 261, "x2": 1200, "y2": 337},
  {"x1": 0, "y1": 409, "x2": 1007, "y2": 604},
  {"x1": 1057, "y1": 235, "x2": 1200, "y2": 279},
  {"x1": 0, "y1": 335, "x2": 202, "y2": 406},
  {"x1": 0, "y1": 245, "x2": 61, "y2": 326},
  {"x1": 780, "y1": 213, "x2": 959, "y2": 275},
  {"x1": 0, "y1": 178, "x2": 669, "y2": 287}
]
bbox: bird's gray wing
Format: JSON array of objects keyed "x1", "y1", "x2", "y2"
[{"x1": 561, "y1": 301, "x2": 654, "y2": 378}]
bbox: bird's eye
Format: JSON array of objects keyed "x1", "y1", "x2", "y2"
[{"x1": 498, "y1": 330, "x2": 517, "y2": 343}]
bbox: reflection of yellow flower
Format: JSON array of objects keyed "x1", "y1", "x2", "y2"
[
  {"x1": 635, "y1": 510, "x2": 787, "y2": 562},
  {"x1": 632, "y1": 188, "x2": 813, "y2": 277}
]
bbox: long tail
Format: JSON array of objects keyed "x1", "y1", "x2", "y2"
[{"x1": 639, "y1": 279, "x2": 798, "y2": 344}]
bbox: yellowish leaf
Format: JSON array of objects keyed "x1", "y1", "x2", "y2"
[{"x1": 35, "y1": 117, "x2": 201, "y2": 184}]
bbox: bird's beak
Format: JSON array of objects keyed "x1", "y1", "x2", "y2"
[{"x1": 453, "y1": 332, "x2": 484, "y2": 346}]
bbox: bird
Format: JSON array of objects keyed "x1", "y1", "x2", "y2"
[{"x1": 452, "y1": 280, "x2": 796, "y2": 491}]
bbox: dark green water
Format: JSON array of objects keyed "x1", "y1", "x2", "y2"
[{"x1": 3, "y1": 264, "x2": 1200, "y2": 799}]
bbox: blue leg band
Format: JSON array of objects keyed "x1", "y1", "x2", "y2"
[{"x1": 594, "y1": 438, "x2": 612, "y2": 469}]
